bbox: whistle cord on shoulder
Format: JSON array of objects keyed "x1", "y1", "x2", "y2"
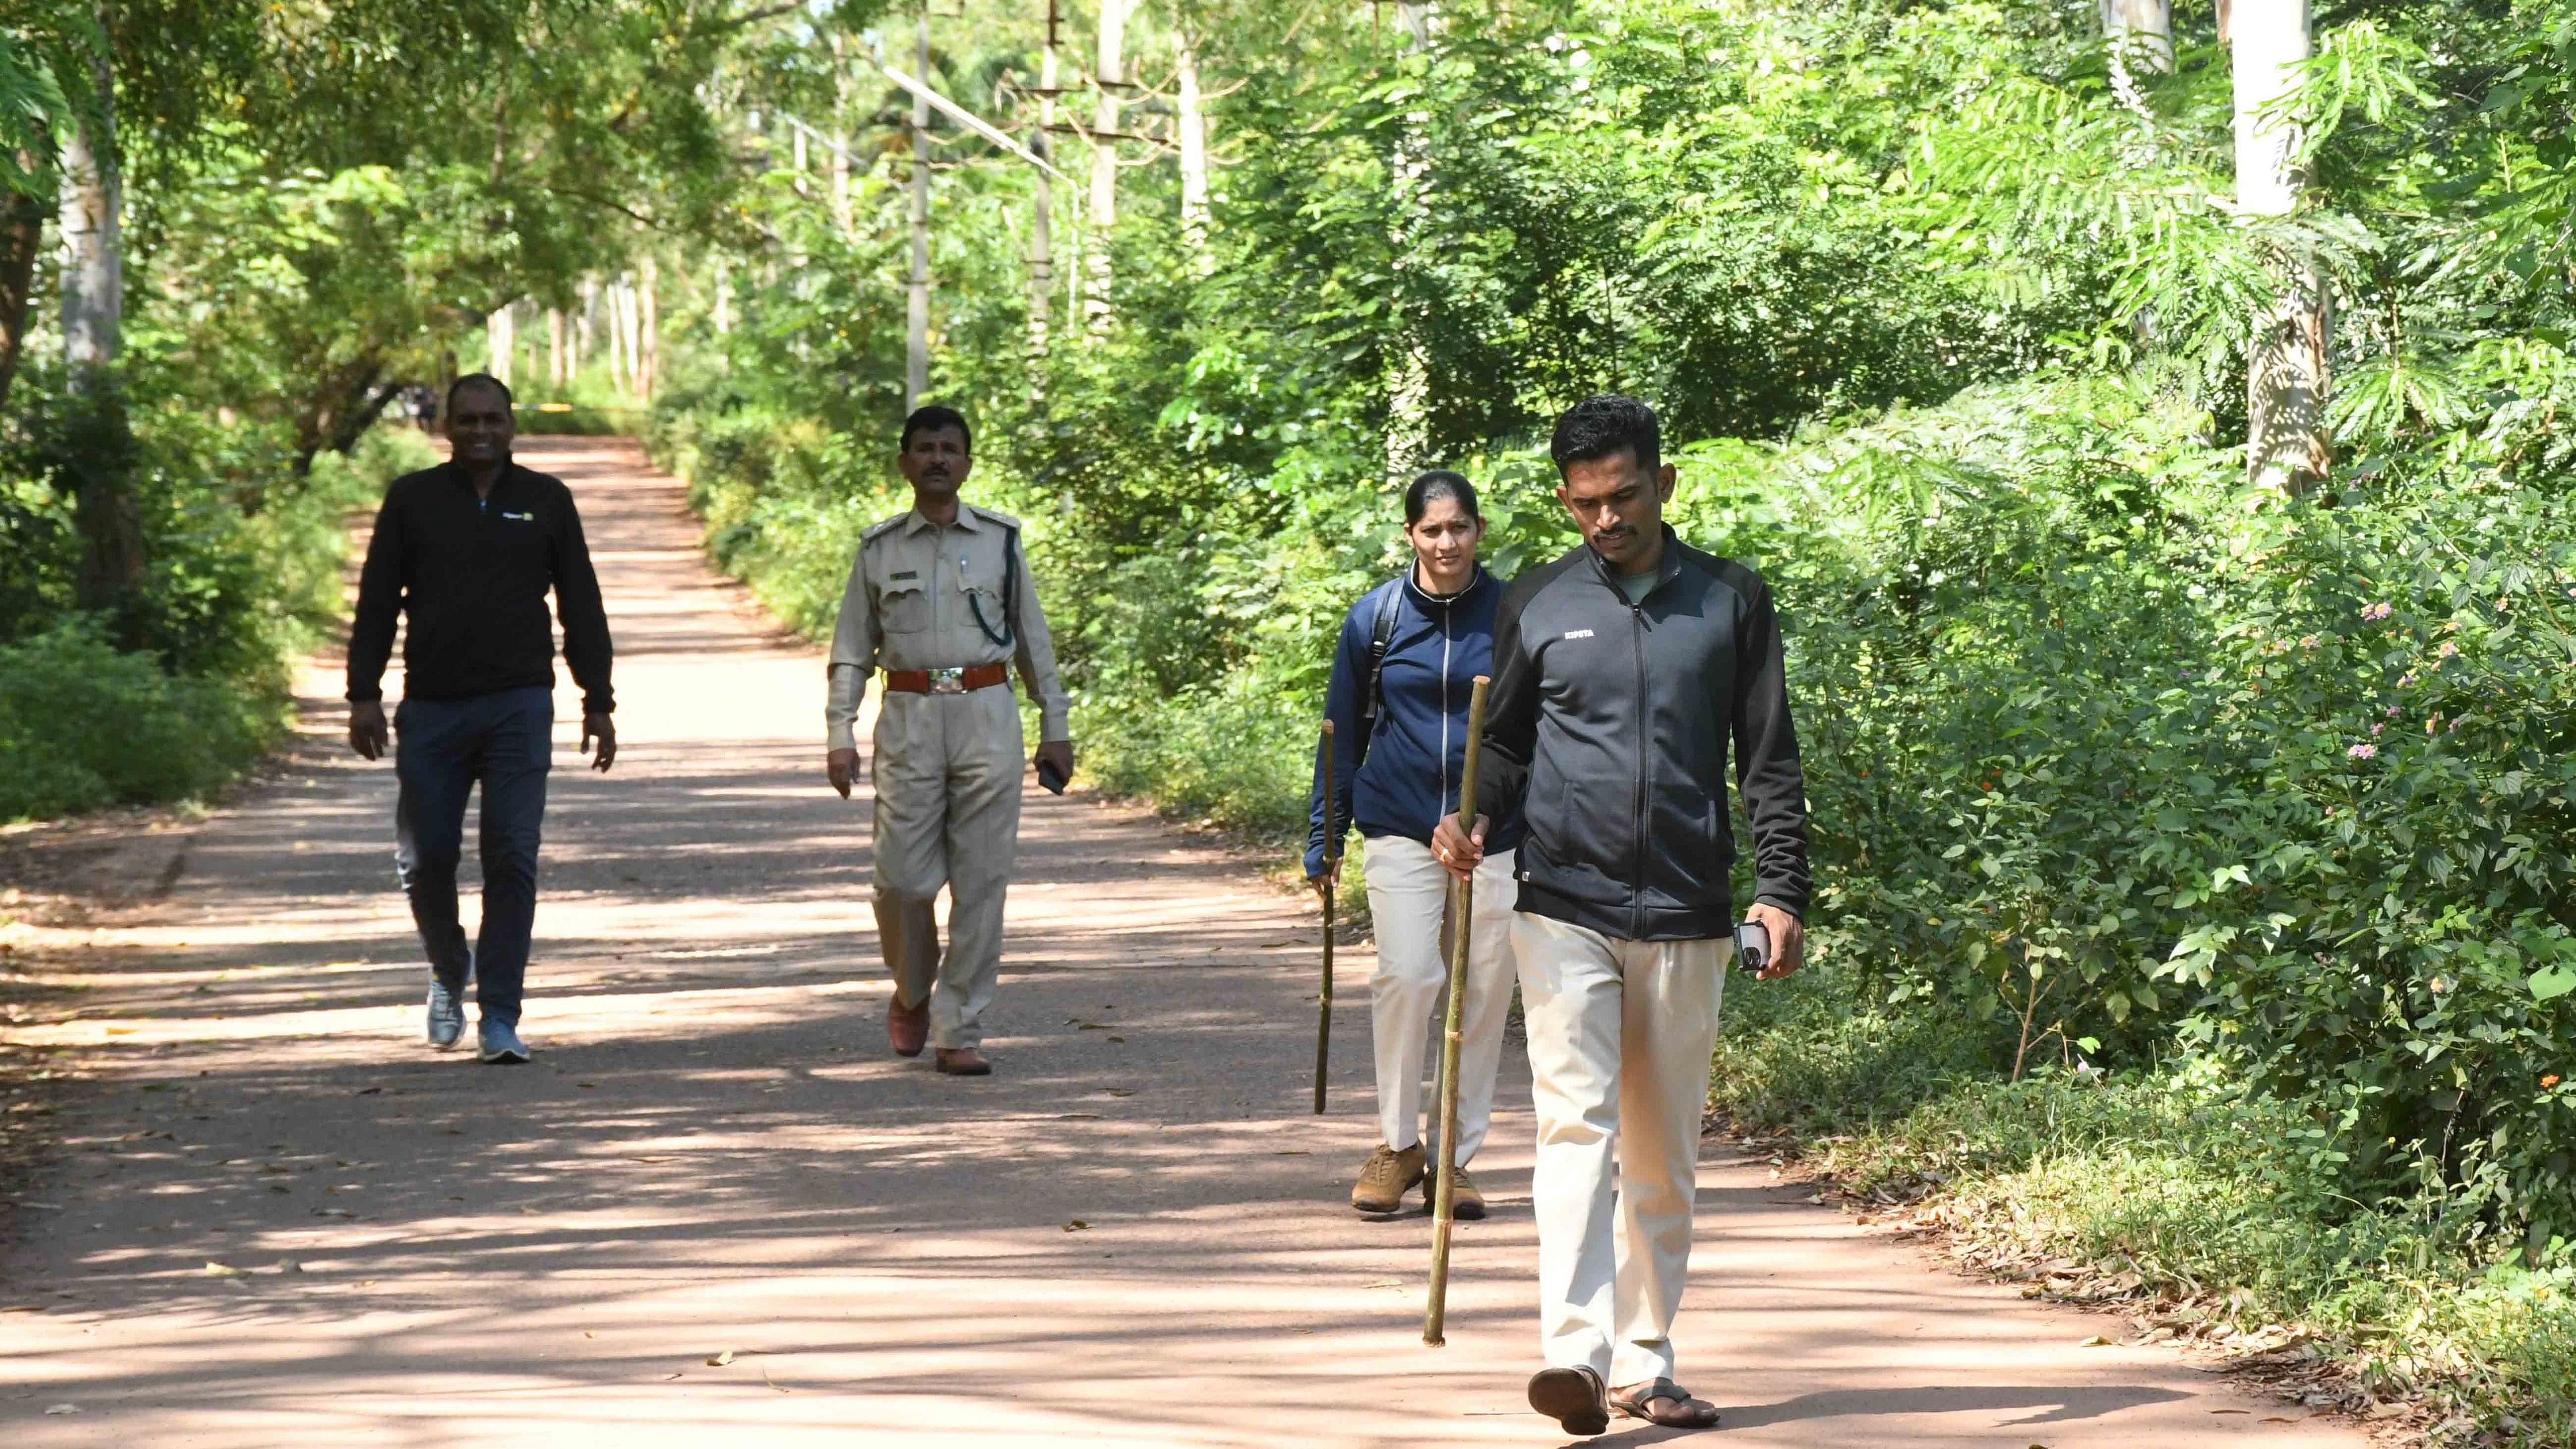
[{"x1": 966, "y1": 525, "x2": 1022, "y2": 648}]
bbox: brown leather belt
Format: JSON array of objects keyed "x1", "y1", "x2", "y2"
[{"x1": 883, "y1": 663, "x2": 1010, "y2": 696}]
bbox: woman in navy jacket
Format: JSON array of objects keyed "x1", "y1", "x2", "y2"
[{"x1": 1307, "y1": 471, "x2": 1522, "y2": 1220}]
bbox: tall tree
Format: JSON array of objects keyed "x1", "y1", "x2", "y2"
[
  {"x1": 907, "y1": 3, "x2": 931, "y2": 408},
  {"x1": 2228, "y1": 0, "x2": 2328, "y2": 492},
  {"x1": 1087, "y1": 0, "x2": 1131, "y2": 330}
]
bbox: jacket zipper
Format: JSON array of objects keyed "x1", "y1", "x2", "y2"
[
  {"x1": 1439, "y1": 597, "x2": 1454, "y2": 821},
  {"x1": 1629, "y1": 596, "x2": 1647, "y2": 939}
]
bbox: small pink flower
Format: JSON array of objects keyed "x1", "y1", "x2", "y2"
[
  {"x1": 2439, "y1": 642, "x2": 2458, "y2": 657},
  {"x1": 2300, "y1": 635, "x2": 2319, "y2": 650},
  {"x1": 2398, "y1": 672, "x2": 2416, "y2": 688},
  {"x1": 2427, "y1": 715, "x2": 2440, "y2": 734},
  {"x1": 2362, "y1": 602, "x2": 2394, "y2": 621},
  {"x1": 2385, "y1": 704, "x2": 2400, "y2": 718},
  {"x1": 2372, "y1": 722, "x2": 2385, "y2": 735},
  {"x1": 2348, "y1": 743, "x2": 2377, "y2": 759}
]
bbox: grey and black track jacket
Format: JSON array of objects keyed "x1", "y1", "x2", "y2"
[{"x1": 1475, "y1": 529, "x2": 1811, "y2": 941}]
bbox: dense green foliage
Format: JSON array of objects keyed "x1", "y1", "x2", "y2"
[{"x1": 649, "y1": 0, "x2": 2576, "y2": 1433}]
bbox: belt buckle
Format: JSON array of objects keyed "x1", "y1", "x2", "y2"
[{"x1": 927, "y1": 667, "x2": 967, "y2": 695}]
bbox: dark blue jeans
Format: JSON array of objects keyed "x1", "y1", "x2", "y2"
[{"x1": 393, "y1": 686, "x2": 553, "y2": 1028}]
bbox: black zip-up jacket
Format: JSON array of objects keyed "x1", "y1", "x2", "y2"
[
  {"x1": 346, "y1": 460, "x2": 615, "y2": 714},
  {"x1": 1476, "y1": 529, "x2": 1810, "y2": 940}
]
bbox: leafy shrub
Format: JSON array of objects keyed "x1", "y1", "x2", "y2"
[{"x1": 0, "y1": 621, "x2": 278, "y2": 820}]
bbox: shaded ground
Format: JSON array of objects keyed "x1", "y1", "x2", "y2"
[{"x1": 0, "y1": 439, "x2": 2365, "y2": 1446}]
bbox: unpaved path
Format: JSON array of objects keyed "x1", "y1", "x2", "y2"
[{"x1": 0, "y1": 439, "x2": 2363, "y2": 1446}]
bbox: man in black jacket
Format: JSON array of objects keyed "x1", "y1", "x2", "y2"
[
  {"x1": 346, "y1": 373, "x2": 616, "y2": 1065},
  {"x1": 1434, "y1": 395, "x2": 1810, "y2": 1435}
]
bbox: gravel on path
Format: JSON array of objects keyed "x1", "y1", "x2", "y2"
[{"x1": 0, "y1": 438, "x2": 2364, "y2": 1447}]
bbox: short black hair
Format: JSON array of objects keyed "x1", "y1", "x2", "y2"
[
  {"x1": 901, "y1": 404, "x2": 971, "y2": 454},
  {"x1": 447, "y1": 371, "x2": 513, "y2": 413},
  {"x1": 1403, "y1": 469, "x2": 1480, "y2": 526},
  {"x1": 1549, "y1": 394, "x2": 1660, "y2": 475}
]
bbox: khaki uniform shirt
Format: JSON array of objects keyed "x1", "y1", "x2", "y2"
[{"x1": 825, "y1": 502, "x2": 1071, "y2": 751}]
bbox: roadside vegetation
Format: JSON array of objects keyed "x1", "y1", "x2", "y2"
[{"x1": 649, "y1": 0, "x2": 2576, "y2": 1440}]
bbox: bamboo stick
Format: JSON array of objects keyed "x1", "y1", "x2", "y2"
[{"x1": 1424, "y1": 673, "x2": 1489, "y2": 1346}]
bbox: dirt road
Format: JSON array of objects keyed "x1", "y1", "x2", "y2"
[{"x1": 0, "y1": 439, "x2": 2362, "y2": 1446}]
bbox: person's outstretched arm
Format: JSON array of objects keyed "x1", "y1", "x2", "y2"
[
  {"x1": 551, "y1": 489, "x2": 617, "y2": 771},
  {"x1": 1305, "y1": 599, "x2": 1370, "y2": 882},
  {"x1": 1007, "y1": 532, "x2": 1075, "y2": 786},
  {"x1": 1732, "y1": 571, "x2": 1810, "y2": 972},
  {"x1": 345, "y1": 488, "x2": 406, "y2": 761},
  {"x1": 824, "y1": 542, "x2": 880, "y2": 797}
]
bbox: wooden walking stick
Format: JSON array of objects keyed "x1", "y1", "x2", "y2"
[
  {"x1": 1424, "y1": 673, "x2": 1490, "y2": 1346},
  {"x1": 1314, "y1": 719, "x2": 1339, "y2": 1115}
]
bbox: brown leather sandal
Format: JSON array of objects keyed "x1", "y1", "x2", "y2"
[
  {"x1": 1527, "y1": 1365, "x2": 1610, "y2": 1437},
  {"x1": 1610, "y1": 1378, "x2": 1720, "y2": 1429}
]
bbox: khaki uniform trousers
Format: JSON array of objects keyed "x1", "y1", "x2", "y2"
[
  {"x1": 871, "y1": 686, "x2": 1023, "y2": 1051},
  {"x1": 1360, "y1": 837, "x2": 1516, "y2": 1163},
  {"x1": 1514, "y1": 911, "x2": 1731, "y2": 1387}
]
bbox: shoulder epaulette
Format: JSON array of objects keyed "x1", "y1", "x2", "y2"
[
  {"x1": 968, "y1": 503, "x2": 1023, "y2": 531},
  {"x1": 860, "y1": 513, "x2": 910, "y2": 543}
]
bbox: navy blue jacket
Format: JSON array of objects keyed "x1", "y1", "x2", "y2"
[{"x1": 1306, "y1": 566, "x2": 1525, "y2": 878}]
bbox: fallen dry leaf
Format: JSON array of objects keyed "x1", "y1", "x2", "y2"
[
  {"x1": 1064, "y1": 1219, "x2": 1090, "y2": 1231},
  {"x1": 2079, "y1": 1335, "x2": 2115, "y2": 1347},
  {"x1": 44, "y1": 1403, "x2": 78, "y2": 1415},
  {"x1": 707, "y1": 1350, "x2": 734, "y2": 1367},
  {"x1": 203, "y1": 1261, "x2": 243, "y2": 1277}
]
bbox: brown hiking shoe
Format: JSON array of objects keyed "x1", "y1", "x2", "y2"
[
  {"x1": 887, "y1": 997, "x2": 928, "y2": 1058},
  {"x1": 1351, "y1": 1141, "x2": 1426, "y2": 1214},
  {"x1": 933, "y1": 1047, "x2": 991, "y2": 1076},
  {"x1": 1442, "y1": 1163, "x2": 1487, "y2": 1221}
]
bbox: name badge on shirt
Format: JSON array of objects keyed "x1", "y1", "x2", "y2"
[{"x1": 500, "y1": 510, "x2": 534, "y2": 522}]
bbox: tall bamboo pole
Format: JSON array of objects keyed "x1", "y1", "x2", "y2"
[
  {"x1": 1315, "y1": 719, "x2": 1339, "y2": 1114},
  {"x1": 1424, "y1": 673, "x2": 1489, "y2": 1346}
]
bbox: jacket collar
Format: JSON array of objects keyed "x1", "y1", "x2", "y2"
[
  {"x1": 1584, "y1": 525, "x2": 1682, "y2": 599},
  {"x1": 440, "y1": 457, "x2": 523, "y2": 496},
  {"x1": 1401, "y1": 561, "x2": 1492, "y2": 612},
  {"x1": 901, "y1": 499, "x2": 984, "y2": 535}
]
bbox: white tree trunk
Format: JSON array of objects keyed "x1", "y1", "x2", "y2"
[
  {"x1": 1028, "y1": 41, "x2": 1057, "y2": 362},
  {"x1": 1086, "y1": 0, "x2": 1130, "y2": 332},
  {"x1": 577, "y1": 276, "x2": 596, "y2": 377},
  {"x1": 906, "y1": 7, "x2": 933, "y2": 410},
  {"x1": 639, "y1": 257, "x2": 659, "y2": 398},
  {"x1": 548, "y1": 308, "x2": 567, "y2": 390},
  {"x1": 57, "y1": 60, "x2": 120, "y2": 382},
  {"x1": 2227, "y1": 0, "x2": 2327, "y2": 492},
  {"x1": 1175, "y1": 31, "x2": 1210, "y2": 264},
  {"x1": 486, "y1": 304, "x2": 515, "y2": 387},
  {"x1": 831, "y1": 35, "x2": 855, "y2": 239}
]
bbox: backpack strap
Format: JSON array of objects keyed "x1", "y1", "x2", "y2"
[
  {"x1": 1359, "y1": 577, "x2": 1403, "y2": 731},
  {"x1": 968, "y1": 522, "x2": 1021, "y2": 649}
]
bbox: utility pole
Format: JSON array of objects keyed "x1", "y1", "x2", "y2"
[{"x1": 906, "y1": 1, "x2": 933, "y2": 410}]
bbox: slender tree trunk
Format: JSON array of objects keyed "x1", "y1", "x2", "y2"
[
  {"x1": 639, "y1": 256, "x2": 659, "y2": 398},
  {"x1": 906, "y1": 4, "x2": 932, "y2": 409},
  {"x1": 548, "y1": 308, "x2": 566, "y2": 390},
  {"x1": 1384, "y1": 1, "x2": 1438, "y2": 481},
  {"x1": 59, "y1": 22, "x2": 142, "y2": 620},
  {"x1": 1086, "y1": 0, "x2": 1130, "y2": 333},
  {"x1": 0, "y1": 182, "x2": 46, "y2": 412},
  {"x1": 487, "y1": 304, "x2": 515, "y2": 386},
  {"x1": 2226, "y1": 0, "x2": 2327, "y2": 494},
  {"x1": 576, "y1": 275, "x2": 595, "y2": 377},
  {"x1": 830, "y1": 34, "x2": 855, "y2": 239},
  {"x1": 1028, "y1": 42, "x2": 1056, "y2": 364},
  {"x1": 1175, "y1": 31, "x2": 1209, "y2": 265}
]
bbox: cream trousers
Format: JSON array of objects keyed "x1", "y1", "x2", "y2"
[
  {"x1": 1359, "y1": 837, "x2": 1516, "y2": 1164},
  {"x1": 1514, "y1": 911, "x2": 1730, "y2": 1386},
  {"x1": 870, "y1": 686, "x2": 1023, "y2": 1051}
]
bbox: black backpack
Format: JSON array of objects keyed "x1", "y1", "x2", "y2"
[{"x1": 1358, "y1": 577, "x2": 1403, "y2": 742}]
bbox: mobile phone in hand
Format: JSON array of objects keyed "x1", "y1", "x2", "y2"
[
  {"x1": 1733, "y1": 919, "x2": 1771, "y2": 975},
  {"x1": 1036, "y1": 757, "x2": 1068, "y2": 795}
]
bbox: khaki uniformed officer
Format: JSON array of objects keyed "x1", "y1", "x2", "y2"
[{"x1": 825, "y1": 405, "x2": 1075, "y2": 1077}]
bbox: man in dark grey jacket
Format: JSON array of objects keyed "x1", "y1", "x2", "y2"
[{"x1": 1434, "y1": 394, "x2": 1810, "y2": 1435}]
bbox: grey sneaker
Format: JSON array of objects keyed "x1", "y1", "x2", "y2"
[
  {"x1": 477, "y1": 1020, "x2": 530, "y2": 1064},
  {"x1": 425, "y1": 979, "x2": 465, "y2": 1049}
]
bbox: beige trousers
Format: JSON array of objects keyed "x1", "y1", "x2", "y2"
[
  {"x1": 1514, "y1": 911, "x2": 1730, "y2": 1386},
  {"x1": 1360, "y1": 837, "x2": 1516, "y2": 1163},
  {"x1": 871, "y1": 686, "x2": 1023, "y2": 1051}
]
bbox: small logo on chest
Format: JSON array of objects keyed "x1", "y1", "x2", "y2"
[
  {"x1": 1562, "y1": 628, "x2": 1595, "y2": 640},
  {"x1": 500, "y1": 510, "x2": 534, "y2": 522}
]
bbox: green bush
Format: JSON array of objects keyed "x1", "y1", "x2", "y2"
[{"x1": 0, "y1": 621, "x2": 277, "y2": 820}]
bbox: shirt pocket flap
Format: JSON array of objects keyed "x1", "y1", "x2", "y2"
[{"x1": 879, "y1": 575, "x2": 931, "y2": 632}]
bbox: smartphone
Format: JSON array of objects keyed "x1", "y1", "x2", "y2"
[
  {"x1": 1733, "y1": 919, "x2": 1771, "y2": 976},
  {"x1": 1036, "y1": 757, "x2": 1068, "y2": 796}
]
